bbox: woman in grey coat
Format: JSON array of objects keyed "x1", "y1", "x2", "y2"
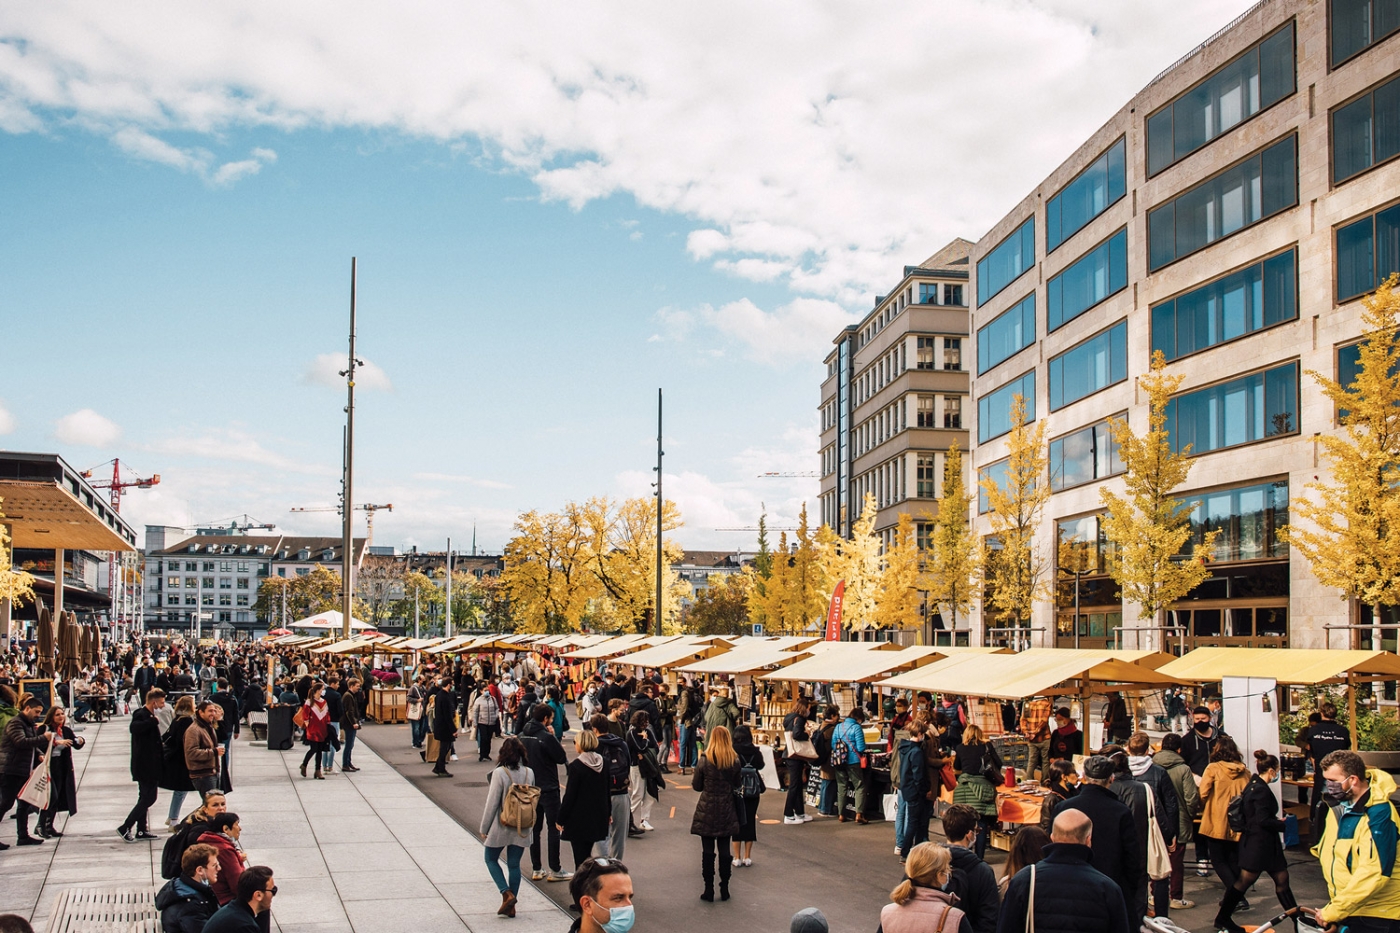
[{"x1": 480, "y1": 737, "x2": 535, "y2": 918}]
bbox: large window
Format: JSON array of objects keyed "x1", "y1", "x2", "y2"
[
  {"x1": 1166, "y1": 362, "x2": 1300, "y2": 455},
  {"x1": 1336, "y1": 203, "x2": 1400, "y2": 301},
  {"x1": 1151, "y1": 249, "x2": 1297, "y2": 361},
  {"x1": 1148, "y1": 136, "x2": 1298, "y2": 271},
  {"x1": 1147, "y1": 23, "x2": 1295, "y2": 176},
  {"x1": 977, "y1": 459, "x2": 1010, "y2": 514},
  {"x1": 1181, "y1": 479, "x2": 1290, "y2": 563},
  {"x1": 1050, "y1": 418, "x2": 1124, "y2": 492},
  {"x1": 1048, "y1": 138, "x2": 1127, "y2": 251},
  {"x1": 917, "y1": 454, "x2": 937, "y2": 498},
  {"x1": 977, "y1": 293, "x2": 1035, "y2": 374},
  {"x1": 977, "y1": 217, "x2": 1035, "y2": 304},
  {"x1": 977, "y1": 370, "x2": 1036, "y2": 443},
  {"x1": 1331, "y1": 0, "x2": 1400, "y2": 68},
  {"x1": 1048, "y1": 229, "x2": 1128, "y2": 331},
  {"x1": 1332, "y1": 75, "x2": 1400, "y2": 183},
  {"x1": 1057, "y1": 515, "x2": 1117, "y2": 574},
  {"x1": 1049, "y1": 321, "x2": 1128, "y2": 410}
]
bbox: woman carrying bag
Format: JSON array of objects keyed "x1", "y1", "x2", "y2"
[
  {"x1": 35, "y1": 706, "x2": 84, "y2": 838},
  {"x1": 480, "y1": 737, "x2": 536, "y2": 918},
  {"x1": 160, "y1": 696, "x2": 197, "y2": 827},
  {"x1": 781, "y1": 696, "x2": 816, "y2": 825},
  {"x1": 879, "y1": 842, "x2": 972, "y2": 933},
  {"x1": 952, "y1": 724, "x2": 1002, "y2": 858},
  {"x1": 731, "y1": 724, "x2": 765, "y2": 867},
  {"x1": 691, "y1": 724, "x2": 742, "y2": 903},
  {"x1": 299, "y1": 683, "x2": 331, "y2": 780}
]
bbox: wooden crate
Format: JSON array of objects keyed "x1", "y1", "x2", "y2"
[{"x1": 367, "y1": 687, "x2": 407, "y2": 724}]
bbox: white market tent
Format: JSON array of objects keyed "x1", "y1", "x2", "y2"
[
  {"x1": 876, "y1": 648, "x2": 1187, "y2": 700},
  {"x1": 611, "y1": 637, "x2": 732, "y2": 671},
  {"x1": 291, "y1": 610, "x2": 374, "y2": 631},
  {"x1": 761, "y1": 645, "x2": 1001, "y2": 684},
  {"x1": 676, "y1": 640, "x2": 816, "y2": 676},
  {"x1": 564, "y1": 634, "x2": 654, "y2": 660}
]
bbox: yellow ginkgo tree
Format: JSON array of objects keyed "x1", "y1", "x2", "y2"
[{"x1": 0, "y1": 499, "x2": 37, "y2": 610}]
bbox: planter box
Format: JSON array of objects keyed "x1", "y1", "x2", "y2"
[{"x1": 367, "y1": 687, "x2": 407, "y2": 724}]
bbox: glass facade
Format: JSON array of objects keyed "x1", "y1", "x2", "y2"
[
  {"x1": 1050, "y1": 418, "x2": 1124, "y2": 492},
  {"x1": 1151, "y1": 249, "x2": 1297, "y2": 361},
  {"x1": 1332, "y1": 75, "x2": 1400, "y2": 183},
  {"x1": 977, "y1": 459, "x2": 1010, "y2": 514},
  {"x1": 1048, "y1": 229, "x2": 1128, "y2": 331},
  {"x1": 977, "y1": 370, "x2": 1036, "y2": 443},
  {"x1": 837, "y1": 337, "x2": 850, "y2": 534},
  {"x1": 1331, "y1": 0, "x2": 1400, "y2": 68},
  {"x1": 1336, "y1": 203, "x2": 1400, "y2": 301},
  {"x1": 1047, "y1": 138, "x2": 1127, "y2": 252},
  {"x1": 1146, "y1": 23, "x2": 1295, "y2": 176},
  {"x1": 1180, "y1": 479, "x2": 1290, "y2": 563},
  {"x1": 1166, "y1": 362, "x2": 1300, "y2": 455},
  {"x1": 1049, "y1": 320, "x2": 1128, "y2": 411},
  {"x1": 1148, "y1": 136, "x2": 1298, "y2": 271},
  {"x1": 977, "y1": 217, "x2": 1035, "y2": 304},
  {"x1": 977, "y1": 293, "x2": 1035, "y2": 374}
]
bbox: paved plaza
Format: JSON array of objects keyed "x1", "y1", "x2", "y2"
[{"x1": 0, "y1": 719, "x2": 569, "y2": 933}]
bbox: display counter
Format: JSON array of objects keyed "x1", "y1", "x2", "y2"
[{"x1": 367, "y1": 687, "x2": 407, "y2": 724}]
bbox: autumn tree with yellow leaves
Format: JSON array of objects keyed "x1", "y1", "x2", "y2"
[
  {"x1": 1285, "y1": 278, "x2": 1400, "y2": 633},
  {"x1": 1100, "y1": 352, "x2": 1218, "y2": 638},
  {"x1": 0, "y1": 499, "x2": 37, "y2": 610},
  {"x1": 746, "y1": 504, "x2": 827, "y2": 635},
  {"x1": 581, "y1": 496, "x2": 689, "y2": 634},
  {"x1": 501, "y1": 507, "x2": 597, "y2": 633},
  {"x1": 924, "y1": 443, "x2": 979, "y2": 636},
  {"x1": 818, "y1": 491, "x2": 884, "y2": 631},
  {"x1": 873, "y1": 513, "x2": 923, "y2": 630},
  {"x1": 979, "y1": 394, "x2": 1048, "y2": 644}
]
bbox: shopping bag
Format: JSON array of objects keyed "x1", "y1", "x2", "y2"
[
  {"x1": 19, "y1": 735, "x2": 54, "y2": 810},
  {"x1": 882, "y1": 793, "x2": 899, "y2": 822},
  {"x1": 425, "y1": 734, "x2": 441, "y2": 763},
  {"x1": 1144, "y1": 787, "x2": 1171, "y2": 881}
]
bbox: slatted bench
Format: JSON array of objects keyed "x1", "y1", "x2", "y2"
[{"x1": 44, "y1": 886, "x2": 159, "y2": 933}]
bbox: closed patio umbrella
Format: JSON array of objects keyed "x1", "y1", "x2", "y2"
[
  {"x1": 58, "y1": 610, "x2": 82, "y2": 679},
  {"x1": 36, "y1": 604, "x2": 56, "y2": 676}
]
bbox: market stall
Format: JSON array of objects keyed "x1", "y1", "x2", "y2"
[{"x1": 610, "y1": 637, "x2": 733, "y2": 676}]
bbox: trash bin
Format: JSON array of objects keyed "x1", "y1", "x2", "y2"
[{"x1": 265, "y1": 705, "x2": 296, "y2": 751}]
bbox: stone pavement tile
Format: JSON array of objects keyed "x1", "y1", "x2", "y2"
[
  {"x1": 362, "y1": 792, "x2": 434, "y2": 809},
  {"x1": 260, "y1": 877, "x2": 348, "y2": 925},
  {"x1": 343, "y1": 896, "x2": 467, "y2": 933},
  {"x1": 331, "y1": 869, "x2": 442, "y2": 901},
  {"x1": 243, "y1": 846, "x2": 327, "y2": 879},
  {"x1": 318, "y1": 841, "x2": 419, "y2": 873},
  {"x1": 453, "y1": 907, "x2": 562, "y2": 933},
  {"x1": 305, "y1": 821, "x2": 398, "y2": 845}
]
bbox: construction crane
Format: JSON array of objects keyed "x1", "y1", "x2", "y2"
[
  {"x1": 195, "y1": 515, "x2": 276, "y2": 534},
  {"x1": 758, "y1": 472, "x2": 818, "y2": 478},
  {"x1": 289, "y1": 503, "x2": 393, "y2": 567},
  {"x1": 715, "y1": 526, "x2": 797, "y2": 532},
  {"x1": 81, "y1": 459, "x2": 161, "y2": 629}
]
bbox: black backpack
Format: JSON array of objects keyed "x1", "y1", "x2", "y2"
[
  {"x1": 1226, "y1": 793, "x2": 1248, "y2": 833},
  {"x1": 739, "y1": 763, "x2": 764, "y2": 797},
  {"x1": 160, "y1": 818, "x2": 206, "y2": 880},
  {"x1": 600, "y1": 739, "x2": 631, "y2": 795}
]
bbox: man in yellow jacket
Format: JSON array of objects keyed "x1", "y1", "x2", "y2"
[{"x1": 1310, "y1": 750, "x2": 1400, "y2": 933}]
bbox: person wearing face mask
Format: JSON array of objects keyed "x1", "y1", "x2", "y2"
[
  {"x1": 1215, "y1": 751, "x2": 1299, "y2": 933},
  {"x1": 567, "y1": 857, "x2": 634, "y2": 933},
  {"x1": 1307, "y1": 703, "x2": 1351, "y2": 847},
  {"x1": 1199, "y1": 736, "x2": 1252, "y2": 919},
  {"x1": 1308, "y1": 750, "x2": 1400, "y2": 933},
  {"x1": 997, "y1": 809, "x2": 1131, "y2": 933},
  {"x1": 878, "y1": 842, "x2": 972, "y2": 933}
]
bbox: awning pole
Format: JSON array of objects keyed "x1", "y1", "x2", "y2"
[{"x1": 1348, "y1": 671, "x2": 1358, "y2": 751}]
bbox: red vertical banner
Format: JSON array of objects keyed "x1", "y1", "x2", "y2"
[{"x1": 824, "y1": 580, "x2": 846, "y2": 641}]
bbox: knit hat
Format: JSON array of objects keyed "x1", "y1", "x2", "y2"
[
  {"x1": 791, "y1": 908, "x2": 829, "y2": 933},
  {"x1": 1083, "y1": 755, "x2": 1116, "y2": 780}
]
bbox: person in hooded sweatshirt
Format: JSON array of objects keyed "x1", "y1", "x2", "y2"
[
  {"x1": 1153, "y1": 732, "x2": 1201, "y2": 910},
  {"x1": 519, "y1": 703, "x2": 571, "y2": 882},
  {"x1": 941, "y1": 804, "x2": 1001, "y2": 933},
  {"x1": 1199, "y1": 735, "x2": 1252, "y2": 910},
  {"x1": 1123, "y1": 733, "x2": 1179, "y2": 920},
  {"x1": 557, "y1": 728, "x2": 610, "y2": 870},
  {"x1": 895, "y1": 718, "x2": 931, "y2": 858}
]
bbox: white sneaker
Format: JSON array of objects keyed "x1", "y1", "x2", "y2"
[
  {"x1": 743, "y1": 858, "x2": 752, "y2": 867},
  {"x1": 640, "y1": 821, "x2": 654, "y2": 832},
  {"x1": 450, "y1": 753, "x2": 459, "y2": 761},
  {"x1": 784, "y1": 816, "x2": 804, "y2": 825},
  {"x1": 800, "y1": 814, "x2": 813, "y2": 822},
  {"x1": 531, "y1": 869, "x2": 547, "y2": 881},
  {"x1": 732, "y1": 858, "x2": 742, "y2": 868},
  {"x1": 894, "y1": 845, "x2": 902, "y2": 855}
]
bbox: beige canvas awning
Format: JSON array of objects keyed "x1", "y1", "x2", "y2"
[
  {"x1": 1157, "y1": 647, "x2": 1400, "y2": 685},
  {"x1": 564, "y1": 634, "x2": 654, "y2": 660},
  {"x1": 611, "y1": 638, "x2": 732, "y2": 670},
  {"x1": 676, "y1": 641, "x2": 816, "y2": 676},
  {"x1": 877, "y1": 649, "x2": 1187, "y2": 699},
  {"x1": 760, "y1": 645, "x2": 968, "y2": 683}
]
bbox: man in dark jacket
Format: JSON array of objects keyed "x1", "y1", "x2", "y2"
[
  {"x1": 896, "y1": 720, "x2": 931, "y2": 857},
  {"x1": 156, "y1": 842, "x2": 222, "y2": 933},
  {"x1": 1057, "y1": 755, "x2": 1141, "y2": 914},
  {"x1": 997, "y1": 808, "x2": 1131, "y2": 933},
  {"x1": 134, "y1": 658, "x2": 158, "y2": 701},
  {"x1": 943, "y1": 803, "x2": 1001, "y2": 933},
  {"x1": 430, "y1": 678, "x2": 457, "y2": 777},
  {"x1": 119, "y1": 687, "x2": 166, "y2": 842},
  {"x1": 212, "y1": 678, "x2": 240, "y2": 767},
  {"x1": 1306, "y1": 702, "x2": 1350, "y2": 846},
  {"x1": 513, "y1": 683, "x2": 540, "y2": 735},
  {"x1": 1181, "y1": 706, "x2": 1217, "y2": 777},
  {"x1": 626, "y1": 685, "x2": 661, "y2": 741},
  {"x1": 340, "y1": 678, "x2": 363, "y2": 772},
  {"x1": 520, "y1": 704, "x2": 570, "y2": 881},
  {"x1": 593, "y1": 713, "x2": 633, "y2": 860},
  {"x1": 203, "y1": 865, "x2": 275, "y2": 933},
  {"x1": 0, "y1": 694, "x2": 52, "y2": 847}
]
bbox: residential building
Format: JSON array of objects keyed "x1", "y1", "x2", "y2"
[
  {"x1": 819, "y1": 240, "x2": 975, "y2": 641},
  {"x1": 969, "y1": 0, "x2": 1399, "y2": 651}
]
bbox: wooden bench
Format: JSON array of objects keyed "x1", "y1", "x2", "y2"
[{"x1": 44, "y1": 886, "x2": 159, "y2": 933}]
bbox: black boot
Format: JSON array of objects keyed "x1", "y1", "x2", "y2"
[
  {"x1": 1278, "y1": 887, "x2": 1301, "y2": 933},
  {"x1": 15, "y1": 813, "x2": 43, "y2": 846},
  {"x1": 38, "y1": 813, "x2": 61, "y2": 838},
  {"x1": 719, "y1": 859, "x2": 732, "y2": 901},
  {"x1": 1215, "y1": 887, "x2": 1247, "y2": 933},
  {"x1": 700, "y1": 848, "x2": 715, "y2": 901}
]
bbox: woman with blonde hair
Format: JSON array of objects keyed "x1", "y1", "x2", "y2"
[
  {"x1": 690, "y1": 724, "x2": 742, "y2": 902},
  {"x1": 881, "y1": 842, "x2": 972, "y2": 933},
  {"x1": 952, "y1": 723, "x2": 1003, "y2": 857}
]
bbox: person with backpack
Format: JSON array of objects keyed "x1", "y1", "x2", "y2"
[
  {"x1": 156, "y1": 842, "x2": 222, "y2": 933},
  {"x1": 676, "y1": 678, "x2": 703, "y2": 775},
  {"x1": 831, "y1": 707, "x2": 869, "y2": 824},
  {"x1": 730, "y1": 724, "x2": 766, "y2": 868},
  {"x1": 941, "y1": 804, "x2": 1001, "y2": 933},
  {"x1": 952, "y1": 724, "x2": 1001, "y2": 856},
  {"x1": 626, "y1": 711, "x2": 661, "y2": 834},
  {"x1": 480, "y1": 737, "x2": 537, "y2": 919},
  {"x1": 520, "y1": 703, "x2": 570, "y2": 882},
  {"x1": 702, "y1": 686, "x2": 740, "y2": 746},
  {"x1": 814, "y1": 705, "x2": 842, "y2": 817},
  {"x1": 691, "y1": 724, "x2": 743, "y2": 902},
  {"x1": 1199, "y1": 735, "x2": 1251, "y2": 923},
  {"x1": 591, "y1": 713, "x2": 633, "y2": 860},
  {"x1": 1215, "y1": 751, "x2": 1300, "y2": 933}
]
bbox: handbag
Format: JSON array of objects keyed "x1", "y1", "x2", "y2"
[
  {"x1": 1026, "y1": 864, "x2": 1037, "y2": 933},
  {"x1": 940, "y1": 761, "x2": 957, "y2": 792},
  {"x1": 292, "y1": 707, "x2": 306, "y2": 729},
  {"x1": 1144, "y1": 785, "x2": 1172, "y2": 881},
  {"x1": 19, "y1": 734, "x2": 54, "y2": 810},
  {"x1": 785, "y1": 730, "x2": 818, "y2": 760}
]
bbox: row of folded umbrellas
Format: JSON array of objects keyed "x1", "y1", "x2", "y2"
[{"x1": 31, "y1": 604, "x2": 106, "y2": 678}]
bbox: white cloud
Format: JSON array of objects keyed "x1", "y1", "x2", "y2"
[
  {"x1": 53, "y1": 408, "x2": 121, "y2": 447},
  {"x1": 301, "y1": 353, "x2": 394, "y2": 391},
  {"x1": 412, "y1": 471, "x2": 512, "y2": 490},
  {"x1": 0, "y1": 400, "x2": 14, "y2": 435},
  {"x1": 146, "y1": 427, "x2": 334, "y2": 476},
  {"x1": 0, "y1": 1, "x2": 1257, "y2": 300},
  {"x1": 698, "y1": 297, "x2": 851, "y2": 366},
  {"x1": 110, "y1": 127, "x2": 275, "y2": 186}
]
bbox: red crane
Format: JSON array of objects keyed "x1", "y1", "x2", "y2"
[{"x1": 81, "y1": 459, "x2": 161, "y2": 628}]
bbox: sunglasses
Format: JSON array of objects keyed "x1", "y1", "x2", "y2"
[{"x1": 263, "y1": 886, "x2": 278, "y2": 896}]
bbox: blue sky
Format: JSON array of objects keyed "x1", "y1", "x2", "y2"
[{"x1": 0, "y1": 1, "x2": 1256, "y2": 552}]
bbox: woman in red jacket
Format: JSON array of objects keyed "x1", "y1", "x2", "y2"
[
  {"x1": 196, "y1": 812, "x2": 247, "y2": 905},
  {"x1": 300, "y1": 682, "x2": 331, "y2": 779}
]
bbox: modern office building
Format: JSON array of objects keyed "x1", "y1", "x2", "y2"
[
  {"x1": 819, "y1": 240, "x2": 975, "y2": 640},
  {"x1": 968, "y1": 0, "x2": 1399, "y2": 651}
]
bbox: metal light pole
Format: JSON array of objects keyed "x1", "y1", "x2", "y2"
[
  {"x1": 341, "y1": 258, "x2": 358, "y2": 640},
  {"x1": 654, "y1": 388, "x2": 663, "y2": 637},
  {"x1": 445, "y1": 537, "x2": 453, "y2": 639},
  {"x1": 414, "y1": 587, "x2": 420, "y2": 640}
]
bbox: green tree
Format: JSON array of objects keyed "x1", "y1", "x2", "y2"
[
  {"x1": 925, "y1": 443, "x2": 979, "y2": 638},
  {"x1": 1100, "y1": 351, "x2": 1219, "y2": 640},
  {"x1": 684, "y1": 573, "x2": 752, "y2": 636},
  {"x1": 1285, "y1": 278, "x2": 1400, "y2": 636},
  {"x1": 979, "y1": 394, "x2": 1049, "y2": 644}
]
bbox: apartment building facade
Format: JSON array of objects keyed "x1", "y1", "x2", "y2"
[
  {"x1": 969, "y1": 0, "x2": 1399, "y2": 652},
  {"x1": 819, "y1": 240, "x2": 974, "y2": 640}
]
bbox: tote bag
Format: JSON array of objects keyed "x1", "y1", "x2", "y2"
[
  {"x1": 18, "y1": 734, "x2": 54, "y2": 810},
  {"x1": 1144, "y1": 786, "x2": 1172, "y2": 881}
]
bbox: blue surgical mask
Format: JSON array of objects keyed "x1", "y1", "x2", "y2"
[{"x1": 592, "y1": 904, "x2": 635, "y2": 933}]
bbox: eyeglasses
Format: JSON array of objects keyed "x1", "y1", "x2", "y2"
[{"x1": 264, "y1": 886, "x2": 278, "y2": 895}]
